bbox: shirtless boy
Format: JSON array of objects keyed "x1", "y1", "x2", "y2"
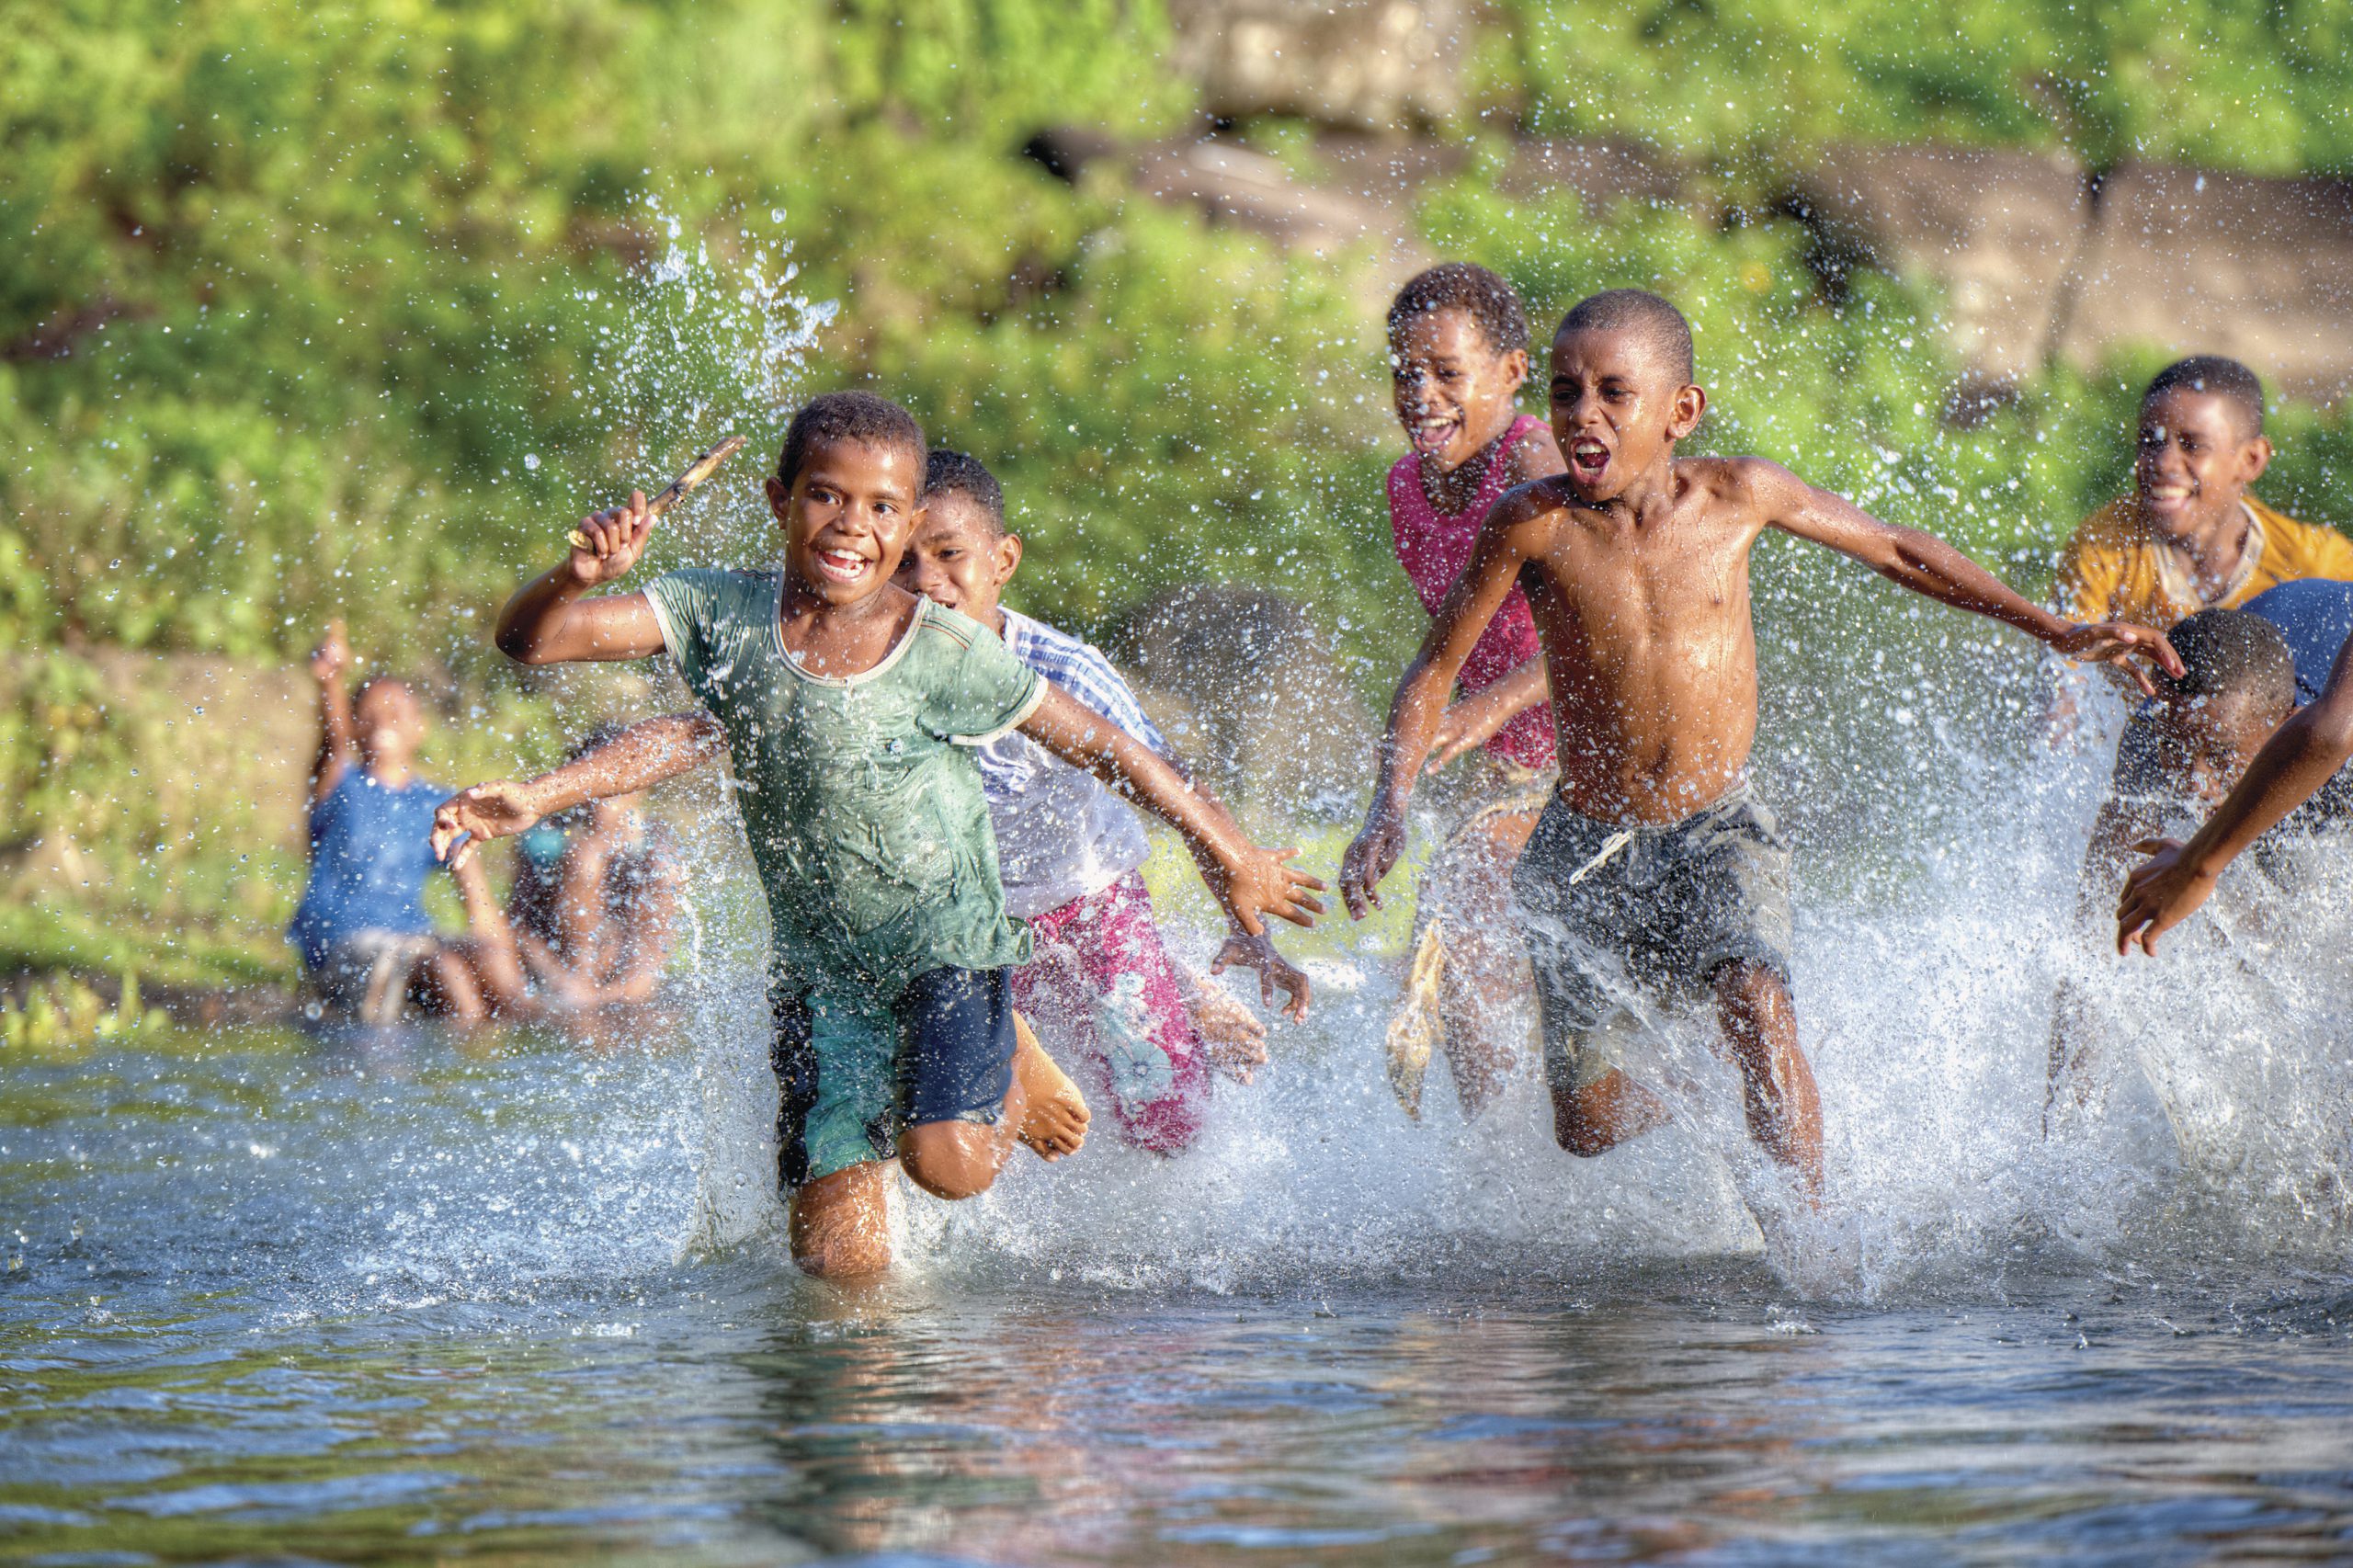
[
  {"x1": 1339, "y1": 290, "x2": 2180, "y2": 1196},
  {"x1": 896, "y1": 449, "x2": 1309, "y2": 1153},
  {"x1": 432, "y1": 392, "x2": 1322, "y2": 1278}
]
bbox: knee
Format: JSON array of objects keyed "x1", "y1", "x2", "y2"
[
  {"x1": 898, "y1": 1120, "x2": 1006, "y2": 1201},
  {"x1": 1713, "y1": 960, "x2": 1790, "y2": 1028},
  {"x1": 1552, "y1": 1096, "x2": 1617, "y2": 1158},
  {"x1": 788, "y1": 1170, "x2": 894, "y2": 1279}
]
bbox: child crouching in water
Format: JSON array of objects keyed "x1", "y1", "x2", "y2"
[
  {"x1": 432, "y1": 392, "x2": 1323, "y2": 1278},
  {"x1": 896, "y1": 449, "x2": 1311, "y2": 1154}
]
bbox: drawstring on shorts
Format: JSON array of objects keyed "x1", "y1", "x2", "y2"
[{"x1": 1567, "y1": 829, "x2": 1635, "y2": 886}]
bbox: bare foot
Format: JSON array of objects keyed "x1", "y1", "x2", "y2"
[{"x1": 1012, "y1": 1012, "x2": 1089, "y2": 1160}]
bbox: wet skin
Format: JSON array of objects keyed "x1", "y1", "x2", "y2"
[{"x1": 2135, "y1": 388, "x2": 2273, "y2": 599}]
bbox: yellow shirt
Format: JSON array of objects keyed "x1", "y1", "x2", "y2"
[{"x1": 2054, "y1": 494, "x2": 2353, "y2": 631}]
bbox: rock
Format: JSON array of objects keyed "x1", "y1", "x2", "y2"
[
  {"x1": 1166, "y1": 0, "x2": 1471, "y2": 131},
  {"x1": 1783, "y1": 144, "x2": 2091, "y2": 381},
  {"x1": 1106, "y1": 583, "x2": 1376, "y2": 814},
  {"x1": 2057, "y1": 164, "x2": 2353, "y2": 402}
]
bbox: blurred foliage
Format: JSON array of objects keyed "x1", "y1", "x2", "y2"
[
  {"x1": 1475, "y1": 0, "x2": 2353, "y2": 176},
  {"x1": 6, "y1": 0, "x2": 2353, "y2": 991}
]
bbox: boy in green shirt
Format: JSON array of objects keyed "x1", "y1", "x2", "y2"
[{"x1": 432, "y1": 392, "x2": 1322, "y2": 1278}]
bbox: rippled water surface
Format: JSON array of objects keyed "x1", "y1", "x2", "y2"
[{"x1": 6, "y1": 978, "x2": 2353, "y2": 1566}]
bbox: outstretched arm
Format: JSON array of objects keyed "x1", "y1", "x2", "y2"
[
  {"x1": 2117, "y1": 632, "x2": 2353, "y2": 955},
  {"x1": 1340, "y1": 494, "x2": 1549, "y2": 917},
  {"x1": 431, "y1": 712, "x2": 726, "y2": 868},
  {"x1": 1748, "y1": 460, "x2": 2182, "y2": 695},
  {"x1": 1017, "y1": 686, "x2": 1324, "y2": 937},
  {"x1": 494, "y1": 491, "x2": 668, "y2": 665},
  {"x1": 307, "y1": 620, "x2": 357, "y2": 806}
]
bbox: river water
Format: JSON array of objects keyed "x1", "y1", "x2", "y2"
[{"x1": 8, "y1": 728, "x2": 2353, "y2": 1564}]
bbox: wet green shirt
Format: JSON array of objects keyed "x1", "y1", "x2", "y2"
[{"x1": 643, "y1": 569, "x2": 1045, "y2": 1002}]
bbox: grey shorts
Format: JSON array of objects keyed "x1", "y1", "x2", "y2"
[{"x1": 1510, "y1": 785, "x2": 1792, "y2": 1095}]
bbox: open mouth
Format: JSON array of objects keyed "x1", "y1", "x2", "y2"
[
  {"x1": 1409, "y1": 414, "x2": 1460, "y2": 456},
  {"x1": 2143, "y1": 480, "x2": 2196, "y2": 507},
  {"x1": 1568, "y1": 437, "x2": 1610, "y2": 483},
  {"x1": 813, "y1": 546, "x2": 871, "y2": 584}
]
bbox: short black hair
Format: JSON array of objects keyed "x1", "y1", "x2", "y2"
[
  {"x1": 2160, "y1": 608, "x2": 2295, "y2": 711},
  {"x1": 1556, "y1": 289, "x2": 1695, "y2": 384},
  {"x1": 922, "y1": 449, "x2": 1006, "y2": 537},
  {"x1": 1387, "y1": 263, "x2": 1529, "y2": 358},
  {"x1": 776, "y1": 391, "x2": 926, "y2": 493},
  {"x1": 2143, "y1": 356, "x2": 2265, "y2": 439}
]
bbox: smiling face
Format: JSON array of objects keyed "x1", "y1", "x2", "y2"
[
  {"x1": 353, "y1": 678, "x2": 426, "y2": 771},
  {"x1": 1390, "y1": 308, "x2": 1529, "y2": 472},
  {"x1": 893, "y1": 491, "x2": 1022, "y2": 630},
  {"x1": 1548, "y1": 325, "x2": 1705, "y2": 503},
  {"x1": 2136, "y1": 389, "x2": 2270, "y2": 546},
  {"x1": 764, "y1": 437, "x2": 926, "y2": 606}
]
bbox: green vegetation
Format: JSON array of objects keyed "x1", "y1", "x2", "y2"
[
  {"x1": 6, "y1": 0, "x2": 2352, "y2": 993},
  {"x1": 1479, "y1": 0, "x2": 2353, "y2": 176}
]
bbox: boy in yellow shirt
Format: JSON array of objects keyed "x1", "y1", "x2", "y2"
[{"x1": 2055, "y1": 357, "x2": 2353, "y2": 631}]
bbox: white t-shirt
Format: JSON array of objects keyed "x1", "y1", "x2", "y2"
[{"x1": 976, "y1": 608, "x2": 1173, "y2": 920}]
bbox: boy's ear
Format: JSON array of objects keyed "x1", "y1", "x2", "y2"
[
  {"x1": 2237, "y1": 434, "x2": 2274, "y2": 488},
  {"x1": 764, "y1": 475, "x2": 790, "y2": 520},
  {"x1": 1668, "y1": 382, "x2": 1707, "y2": 441},
  {"x1": 994, "y1": 532, "x2": 1023, "y2": 588},
  {"x1": 1501, "y1": 346, "x2": 1529, "y2": 393}
]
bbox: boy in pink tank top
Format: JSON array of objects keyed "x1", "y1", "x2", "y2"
[{"x1": 1381, "y1": 264, "x2": 1567, "y2": 1121}]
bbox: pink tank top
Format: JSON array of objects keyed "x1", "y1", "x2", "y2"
[{"x1": 1388, "y1": 414, "x2": 1556, "y2": 768}]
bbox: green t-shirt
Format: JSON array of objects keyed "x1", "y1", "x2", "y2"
[{"x1": 643, "y1": 569, "x2": 1046, "y2": 1002}]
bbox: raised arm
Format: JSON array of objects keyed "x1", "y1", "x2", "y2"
[
  {"x1": 2116, "y1": 631, "x2": 2353, "y2": 955},
  {"x1": 494, "y1": 490, "x2": 668, "y2": 665},
  {"x1": 306, "y1": 620, "x2": 357, "y2": 806},
  {"x1": 1340, "y1": 492, "x2": 1551, "y2": 916},
  {"x1": 1745, "y1": 459, "x2": 2182, "y2": 695},
  {"x1": 431, "y1": 712, "x2": 726, "y2": 868},
  {"x1": 1017, "y1": 685, "x2": 1324, "y2": 937}
]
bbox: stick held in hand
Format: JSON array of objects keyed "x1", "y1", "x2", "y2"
[{"x1": 566, "y1": 434, "x2": 748, "y2": 550}]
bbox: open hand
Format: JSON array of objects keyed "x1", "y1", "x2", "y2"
[
  {"x1": 431, "y1": 779, "x2": 548, "y2": 870},
  {"x1": 1424, "y1": 701, "x2": 1484, "y2": 776},
  {"x1": 566, "y1": 490, "x2": 657, "y2": 586},
  {"x1": 1196, "y1": 844, "x2": 1324, "y2": 937},
  {"x1": 2054, "y1": 620, "x2": 2185, "y2": 699},
  {"x1": 1210, "y1": 930, "x2": 1312, "y2": 1024},
  {"x1": 1339, "y1": 805, "x2": 1405, "y2": 920},
  {"x1": 2115, "y1": 835, "x2": 2219, "y2": 957},
  {"x1": 309, "y1": 619, "x2": 351, "y2": 684}
]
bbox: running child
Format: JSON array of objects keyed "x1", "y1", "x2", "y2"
[
  {"x1": 431, "y1": 392, "x2": 1323, "y2": 1278},
  {"x1": 1338, "y1": 290, "x2": 2179, "y2": 1197},
  {"x1": 896, "y1": 448, "x2": 1310, "y2": 1155},
  {"x1": 1376, "y1": 263, "x2": 1567, "y2": 1120}
]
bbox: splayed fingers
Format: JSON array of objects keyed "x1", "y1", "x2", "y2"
[
  {"x1": 1339, "y1": 812, "x2": 1405, "y2": 920},
  {"x1": 431, "y1": 781, "x2": 545, "y2": 868},
  {"x1": 2115, "y1": 835, "x2": 2215, "y2": 957},
  {"x1": 1211, "y1": 931, "x2": 1312, "y2": 1023}
]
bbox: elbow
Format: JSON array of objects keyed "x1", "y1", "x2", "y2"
[
  {"x1": 494, "y1": 627, "x2": 548, "y2": 665},
  {"x1": 2307, "y1": 703, "x2": 2353, "y2": 764}
]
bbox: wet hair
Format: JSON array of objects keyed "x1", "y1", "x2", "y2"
[
  {"x1": 776, "y1": 391, "x2": 926, "y2": 493},
  {"x1": 2160, "y1": 608, "x2": 2295, "y2": 711},
  {"x1": 2143, "y1": 356, "x2": 2265, "y2": 439},
  {"x1": 922, "y1": 449, "x2": 1006, "y2": 537},
  {"x1": 1556, "y1": 289, "x2": 1695, "y2": 384},
  {"x1": 1387, "y1": 263, "x2": 1529, "y2": 359}
]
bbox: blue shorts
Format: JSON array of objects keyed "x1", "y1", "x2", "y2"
[{"x1": 769, "y1": 966, "x2": 1018, "y2": 1188}]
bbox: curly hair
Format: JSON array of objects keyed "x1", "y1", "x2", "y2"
[
  {"x1": 776, "y1": 391, "x2": 927, "y2": 492},
  {"x1": 1387, "y1": 263, "x2": 1530, "y2": 358}
]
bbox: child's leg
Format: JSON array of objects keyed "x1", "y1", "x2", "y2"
[
  {"x1": 894, "y1": 968, "x2": 1086, "y2": 1200},
  {"x1": 1040, "y1": 875, "x2": 1210, "y2": 1154},
  {"x1": 1423, "y1": 804, "x2": 1543, "y2": 1117},
  {"x1": 789, "y1": 1161, "x2": 895, "y2": 1278},
  {"x1": 1711, "y1": 960, "x2": 1824, "y2": 1198}
]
